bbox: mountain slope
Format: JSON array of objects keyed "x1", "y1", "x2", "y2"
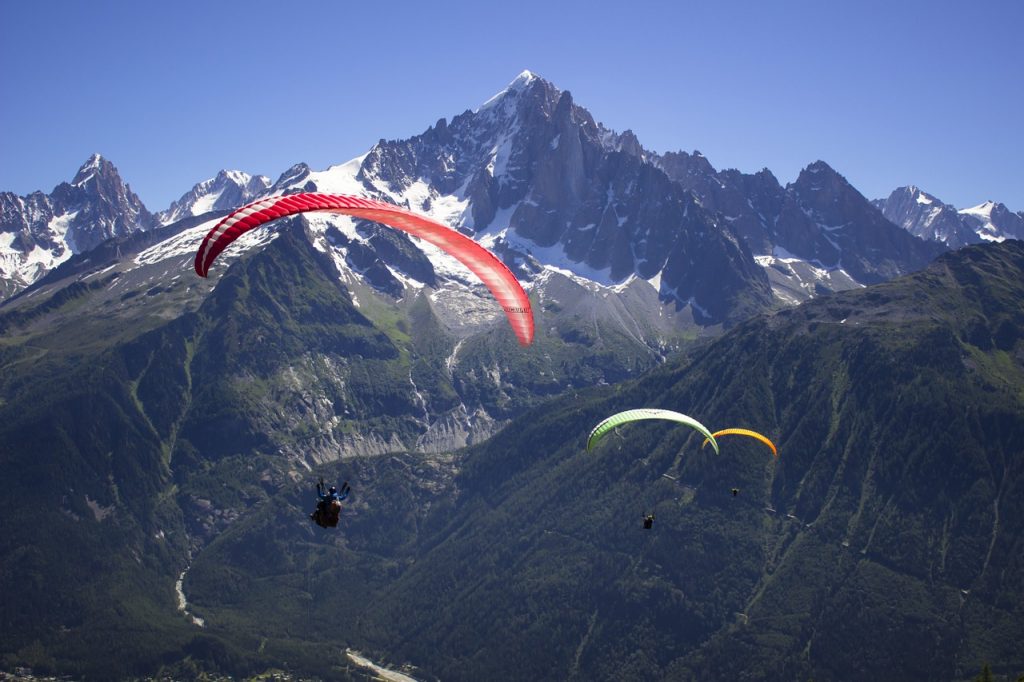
[
  {"x1": 180, "y1": 240, "x2": 1024, "y2": 681},
  {"x1": 0, "y1": 220, "x2": 450, "y2": 676},
  {"x1": 363, "y1": 240, "x2": 1024, "y2": 681},
  {"x1": 0, "y1": 207, "x2": 691, "y2": 676}
]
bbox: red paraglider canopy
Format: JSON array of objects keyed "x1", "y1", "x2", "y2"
[{"x1": 194, "y1": 192, "x2": 534, "y2": 345}]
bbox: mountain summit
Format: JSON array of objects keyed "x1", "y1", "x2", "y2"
[
  {"x1": 3, "y1": 71, "x2": 1018, "y2": 312},
  {"x1": 294, "y1": 72, "x2": 776, "y2": 324},
  {"x1": 655, "y1": 151, "x2": 946, "y2": 301},
  {"x1": 0, "y1": 154, "x2": 155, "y2": 295},
  {"x1": 959, "y1": 199, "x2": 1024, "y2": 242},
  {"x1": 874, "y1": 185, "x2": 981, "y2": 248},
  {"x1": 0, "y1": 71, "x2": 998, "y2": 315},
  {"x1": 875, "y1": 186, "x2": 1024, "y2": 248},
  {"x1": 158, "y1": 169, "x2": 271, "y2": 225}
]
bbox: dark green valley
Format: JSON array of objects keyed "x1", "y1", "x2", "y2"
[{"x1": 4, "y1": 234, "x2": 1021, "y2": 680}]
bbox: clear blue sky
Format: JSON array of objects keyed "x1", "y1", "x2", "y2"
[{"x1": 2, "y1": 0, "x2": 1021, "y2": 212}]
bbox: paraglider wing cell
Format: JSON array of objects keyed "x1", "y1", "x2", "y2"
[
  {"x1": 586, "y1": 409, "x2": 719, "y2": 454},
  {"x1": 193, "y1": 192, "x2": 534, "y2": 346}
]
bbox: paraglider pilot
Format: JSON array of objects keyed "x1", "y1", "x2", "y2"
[{"x1": 310, "y1": 478, "x2": 350, "y2": 528}]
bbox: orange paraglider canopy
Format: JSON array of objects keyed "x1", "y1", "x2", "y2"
[{"x1": 702, "y1": 428, "x2": 777, "y2": 457}]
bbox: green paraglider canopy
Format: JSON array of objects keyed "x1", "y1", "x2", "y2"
[{"x1": 586, "y1": 409, "x2": 719, "y2": 454}]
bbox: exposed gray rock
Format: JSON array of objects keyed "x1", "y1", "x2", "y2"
[
  {"x1": 0, "y1": 154, "x2": 155, "y2": 296},
  {"x1": 357, "y1": 72, "x2": 774, "y2": 326},
  {"x1": 873, "y1": 186, "x2": 979, "y2": 248}
]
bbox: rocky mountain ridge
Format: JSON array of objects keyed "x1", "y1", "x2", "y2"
[
  {"x1": 6, "y1": 71, "x2": 1002, "y2": 322},
  {"x1": 874, "y1": 185, "x2": 1024, "y2": 248},
  {"x1": 158, "y1": 169, "x2": 270, "y2": 225},
  {"x1": 0, "y1": 154, "x2": 155, "y2": 296}
]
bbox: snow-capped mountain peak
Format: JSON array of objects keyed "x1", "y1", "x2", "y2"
[
  {"x1": 72, "y1": 153, "x2": 106, "y2": 187},
  {"x1": 159, "y1": 169, "x2": 271, "y2": 224},
  {"x1": 7, "y1": 72, "x2": 1009, "y2": 328},
  {"x1": 958, "y1": 200, "x2": 1024, "y2": 242},
  {"x1": 69, "y1": 154, "x2": 126, "y2": 195},
  {"x1": 112, "y1": 70, "x2": 773, "y2": 327},
  {"x1": 911, "y1": 187, "x2": 935, "y2": 205},
  {"x1": 960, "y1": 200, "x2": 997, "y2": 220},
  {"x1": 477, "y1": 70, "x2": 541, "y2": 112},
  {"x1": 876, "y1": 183, "x2": 1023, "y2": 247},
  {"x1": 874, "y1": 186, "x2": 979, "y2": 249},
  {"x1": 1, "y1": 155, "x2": 155, "y2": 296}
]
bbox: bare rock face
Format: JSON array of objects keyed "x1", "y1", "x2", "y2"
[
  {"x1": 876, "y1": 186, "x2": 1024, "y2": 248},
  {"x1": 50, "y1": 154, "x2": 156, "y2": 252},
  {"x1": 358, "y1": 72, "x2": 774, "y2": 326},
  {"x1": 657, "y1": 152, "x2": 946, "y2": 290},
  {"x1": 874, "y1": 186, "x2": 980, "y2": 248},
  {"x1": 0, "y1": 154, "x2": 155, "y2": 296}
]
